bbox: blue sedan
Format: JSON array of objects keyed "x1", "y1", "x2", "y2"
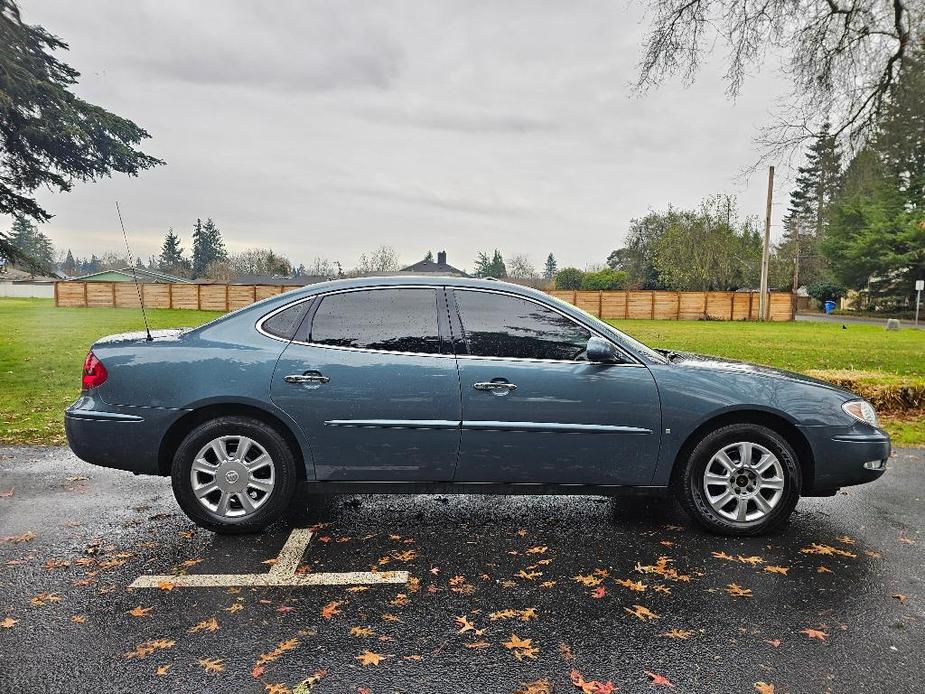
[{"x1": 65, "y1": 277, "x2": 889, "y2": 535}]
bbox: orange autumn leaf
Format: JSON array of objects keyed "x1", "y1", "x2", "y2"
[
  {"x1": 157, "y1": 580, "x2": 176, "y2": 591},
  {"x1": 455, "y1": 616, "x2": 476, "y2": 634},
  {"x1": 892, "y1": 594, "x2": 908, "y2": 604},
  {"x1": 198, "y1": 657, "x2": 224, "y2": 673},
  {"x1": 764, "y1": 565, "x2": 789, "y2": 576},
  {"x1": 624, "y1": 604, "x2": 659, "y2": 621},
  {"x1": 570, "y1": 669, "x2": 616, "y2": 694},
  {"x1": 661, "y1": 628, "x2": 695, "y2": 639},
  {"x1": 320, "y1": 601, "x2": 341, "y2": 620},
  {"x1": 615, "y1": 578, "x2": 646, "y2": 592},
  {"x1": 356, "y1": 650, "x2": 387, "y2": 666},
  {"x1": 517, "y1": 570, "x2": 543, "y2": 580},
  {"x1": 725, "y1": 583, "x2": 753, "y2": 598},
  {"x1": 464, "y1": 640, "x2": 491, "y2": 649},
  {"x1": 573, "y1": 574, "x2": 603, "y2": 587},
  {"x1": 264, "y1": 684, "x2": 291, "y2": 694},
  {"x1": 800, "y1": 627, "x2": 828, "y2": 641},
  {"x1": 124, "y1": 639, "x2": 175, "y2": 660},
  {"x1": 128, "y1": 606, "x2": 152, "y2": 618},
  {"x1": 155, "y1": 665, "x2": 171, "y2": 676},
  {"x1": 817, "y1": 565, "x2": 833, "y2": 573},
  {"x1": 800, "y1": 543, "x2": 856, "y2": 558},
  {"x1": 515, "y1": 678, "x2": 553, "y2": 694},
  {"x1": 70, "y1": 615, "x2": 86, "y2": 624},
  {"x1": 754, "y1": 683, "x2": 775, "y2": 694},
  {"x1": 351, "y1": 625, "x2": 375, "y2": 637},
  {"x1": 526, "y1": 546, "x2": 548, "y2": 554},
  {"x1": 504, "y1": 634, "x2": 533, "y2": 650},
  {"x1": 188, "y1": 617, "x2": 219, "y2": 634},
  {"x1": 1, "y1": 617, "x2": 18, "y2": 628},
  {"x1": 645, "y1": 670, "x2": 675, "y2": 688}
]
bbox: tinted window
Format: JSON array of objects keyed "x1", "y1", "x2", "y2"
[
  {"x1": 311, "y1": 289, "x2": 441, "y2": 354},
  {"x1": 262, "y1": 300, "x2": 311, "y2": 340},
  {"x1": 455, "y1": 290, "x2": 592, "y2": 361}
]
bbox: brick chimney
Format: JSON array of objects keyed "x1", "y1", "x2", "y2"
[{"x1": 437, "y1": 250, "x2": 446, "y2": 265}]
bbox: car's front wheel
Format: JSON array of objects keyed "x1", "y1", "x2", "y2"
[
  {"x1": 171, "y1": 416, "x2": 297, "y2": 534},
  {"x1": 676, "y1": 423, "x2": 801, "y2": 536}
]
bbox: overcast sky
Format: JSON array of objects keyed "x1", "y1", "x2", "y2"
[{"x1": 16, "y1": 0, "x2": 795, "y2": 272}]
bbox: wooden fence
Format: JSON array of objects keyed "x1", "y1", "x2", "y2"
[
  {"x1": 546, "y1": 290, "x2": 794, "y2": 321},
  {"x1": 54, "y1": 282, "x2": 301, "y2": 312},
  {"x1": 54, "y1": 282, "x2": 795, "y2": 321}
]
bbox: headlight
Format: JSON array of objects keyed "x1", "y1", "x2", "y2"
[{"x1": 842, "y1": 400, "x2": 879, "y2": 427}]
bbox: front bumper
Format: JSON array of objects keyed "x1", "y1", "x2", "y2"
[
  {"x1": 65, "y1": 393, "x2": 182, "y2": 476},
  {"x1": 800, "y1": 423, "x2": 891, "y2": 492}
]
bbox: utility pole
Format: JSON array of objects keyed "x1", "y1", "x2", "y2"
[{"x1": 758, "y1": 166, "x2": 774, "y2": 321}]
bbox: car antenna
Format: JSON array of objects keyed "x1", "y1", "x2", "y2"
[{"x1": 115, "y1": 201, "x2": 153, "y2": 341}]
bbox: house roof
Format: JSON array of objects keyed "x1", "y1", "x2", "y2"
[
  {"x1": 400, "y1": 252, "x2": 467, "y2": 277},
  {"x1": 70, "y1": 267, "x2": 192, "y2": 283}
]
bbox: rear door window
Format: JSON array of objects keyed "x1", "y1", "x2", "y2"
[
  {"x1": 454, "y1": 290, "x2": 591, "y2": 361},
  {"x1": 310, "y1": 288, "x2": 442, "y2": 354},
  {"x1": 261, "y1": 300, "x2": 312, "y2": 340}
]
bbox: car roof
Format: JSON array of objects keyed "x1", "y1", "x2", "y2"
[{"x1": 294, "y1": 275, "x2": 550, "y2": 300}]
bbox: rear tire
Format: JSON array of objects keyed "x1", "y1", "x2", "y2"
[
  {"x1": 171, "y1": 416, "x2": 297, "y2": 534},
  {"x1": 675, "y1": 423, "x2": 801, "y2": 536}
]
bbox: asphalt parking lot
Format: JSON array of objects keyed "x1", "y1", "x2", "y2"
[{"x1": 1, "y1": 446, "x2": 922, "y2": 694}]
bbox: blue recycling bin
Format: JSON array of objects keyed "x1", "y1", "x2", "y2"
[{"x1": 824, "y1": 300, "x2": 836, "y2": 315}]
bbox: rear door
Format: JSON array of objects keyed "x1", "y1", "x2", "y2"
[
  {"x1": 269, "y1": 287, "x2": 461, "y2": 481},
  {"x1": 450, "y1": 288, "x2": 661, "y2": 485}
]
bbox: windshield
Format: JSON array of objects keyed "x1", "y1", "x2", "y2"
[{"x1": 542, "y1": 293, "x2": 668, "y2": 364}]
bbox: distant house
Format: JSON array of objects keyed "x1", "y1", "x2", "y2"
[
  {"x1": 400, "y1": 251, "x2": 468, "y2": 277},
  {"x1": 70, "y1": 267, "x2": 192, "y2": 284}
]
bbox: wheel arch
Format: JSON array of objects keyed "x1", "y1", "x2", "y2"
[
  {"x1": 158, "y1": 402, "x2": 309, "y2": 480},
  {"x1": 669, "y1": 409, "x2": 815, "y2": 492}
]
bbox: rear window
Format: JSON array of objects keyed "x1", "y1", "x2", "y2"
[
  {"x1": 261, "y1": 300, "x2": 311, "y2": 340},
  {"x1": 310, "y1": 288, "x2": 442, "y2": 354}
]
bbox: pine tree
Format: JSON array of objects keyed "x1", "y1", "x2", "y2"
[
  {"x1": 5, "y1": 214, "x2": 54, "y2": 272},
  {"x1": 62, "y1": 249, "x2": 76, "y2": 276},
  {"x1": 544, "y1": 253, "x2": 558, "y2": 280},
  {"x1": 473, "y1": 250, "x2": 507, "y2": 278},
  {"x1": 191, "y1": 218, "x2": 227, "y2": 277},
  {"x1": 780, "y1": 122, "x2": 842, "y2": 288},
  {"x1": 159, "y1": 227, "x2": 186, "y2": 273},
  {"x1": 423, "y1": 250, "x2": 434, "y2": 262}
]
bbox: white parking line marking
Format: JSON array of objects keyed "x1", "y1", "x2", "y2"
[{"x1": 128, "y1": 527, "x2": 409, "y2": 589}]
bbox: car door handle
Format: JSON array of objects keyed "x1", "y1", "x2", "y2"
[
  {"x1": 285, "y1": 371, "x2": 330, "y2": 384},
  {"x1": 473, "y1": 381, "x2": 517, "y2": 392}
]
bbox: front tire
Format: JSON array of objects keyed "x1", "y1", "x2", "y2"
[
  {"x1": 676, "y1": 423, "x2": 801, "y2": 536},
  {"x1": 171, "y1": 416, "x2": 298, "y2": 534}
]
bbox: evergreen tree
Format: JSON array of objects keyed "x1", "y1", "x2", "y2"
[
  {"x1": 544, "y1": 253, "x2": 558, "y2": 280},
  {"x1": 191, "y1": 218, "x2": 227, "y2": 277},
  {"x1": 779, "y1": 123, "x2": 841, "y2": 288},
  {"x1": 4, "y1": 214, "x2": 54, "y2": 272},
  {"x1": 62, "y1": 249, "x2": 76, "y2": 276},
  {"x1": 158, "y1": 227, "x2": 187, "y2": 274},
  {"x1": 473, "y1": 250, "x2": 507, "y2": 278},
  {"x1": 423, "y1": 250, "x2": 434, "y2": 262}
]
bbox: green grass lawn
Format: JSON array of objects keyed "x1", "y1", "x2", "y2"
[{"x1": 0, "y1": 298, "x2": 922, "y2": 446}]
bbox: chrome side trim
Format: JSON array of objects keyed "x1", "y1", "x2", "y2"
[
  {"x1": 64, "y1": 409, "x2": 144, "y2": 423},
  {"x1": 461, "y1": 420, "x2": 651, "y2": 435},
  {"x1": 323, "y1": 419, "x2": 460, "y2": 430}
]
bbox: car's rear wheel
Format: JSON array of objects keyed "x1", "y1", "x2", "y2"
[
  {"x1": 676, "y1": 423, "x2": 801, "y2": 536},
  {"x1": 171, "y1": 416, "x2": 297, "y2": 534}
]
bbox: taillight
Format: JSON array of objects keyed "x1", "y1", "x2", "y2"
[{"x1": 82, "y1": 351, "x2": 108, "y2": 390}]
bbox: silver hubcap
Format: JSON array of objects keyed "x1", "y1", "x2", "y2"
[
  {"x1": 190, "y1": 435, "x2": 275, "y2": 518},
  {"x1": 702, "y1": 441, "x2": 785, "y2": 523}
]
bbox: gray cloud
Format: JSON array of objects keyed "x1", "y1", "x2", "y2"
[{"x1": 15, "y1": 0, "x2": 794, "y2": 271}]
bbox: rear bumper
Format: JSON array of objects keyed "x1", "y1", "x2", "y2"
[
  {"x1": 65, "y1": 394, "x2": 182, "y2": 476},
  {"x1": 800, "y1": 423, "x2": 891, "y2": 492}
]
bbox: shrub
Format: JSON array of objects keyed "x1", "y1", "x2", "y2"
[
  {"x1": 806, "y1": 281, "x2": 847, "y2": 304},
  {"x1": 580, "y1": 268, "x2": 628, "y2": 290},
  {"x1": 554, "y1": 267, "x2": 584, "y2": 290}
]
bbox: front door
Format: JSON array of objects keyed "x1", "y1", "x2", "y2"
[
  {"x1": 270, "y1": 287, "x2": 460, "y2": 481},
  {"x1": 450, "y1": 288, "x2": 661, "y2": 485}
]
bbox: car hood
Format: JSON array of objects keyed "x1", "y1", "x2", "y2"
[
  {"x1": 665, "y1": 351, "x2": 856, "y2": 397},
  {"x1": 94, "y1": 328, "x2": 191, "y2": 346}
]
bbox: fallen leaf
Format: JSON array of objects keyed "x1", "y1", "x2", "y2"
[
  {"x1": 292, "y1": 668, "x2": 327, "y2": 693},
  {"x1": 356, "y1": 650, "x2": 387, "y2": 666},
  {"x1": 464, "y1": 640, "x2": 490, "y2": 650},
  {"x1": 892, "y1": 594, "x2": 908, "y2": 604},
  {"x1": 661, "y1": 629, "x2": 695, "y2": 639},
  {"x1": 30, "y1": 592, "x2": 61, "y2": 607},
  {"x1": 155, "y1": 665, "x2": 171, "y2": 676},
  {"x1": 504, "y1": 634, "x2": 539, "y2": 660},
  {"x1": 624, "y1": 604, "x2": 659, "y2": 621},
  {"x1": 526, "y1": 546, "x2": 548, "y2": 554},
  {"x1": 320, "y1": 601, "x2": 341, "y2": 620},
  {"x1": 198, "y1": 657, "x2": 224, "y2": 673},
  {"x1": 754, "y1": 683, "x2": 775, "y2": 694},
  {"x1": 573, "y1": 573, "x2": 603, "y2": 587},
  {"x1": 1, "y1": 531, "x2": 36, "y2": 544},
  {"x1": 128, "y1": 606, "x2": 152, "y2": 618},
  {"x1": 711, "y1": 551, "x2": 735, "y2": 561},
  {"x1": 764, "y1": 565, "x2": 789, "y2": 576},
  {"x1": 836, "y1": 535, "x2": 856, "y2": 545},
  {"x1": 0, "y1": 488, "x2": 13, "y2": 498},
  {"x1": 1, "y1": 617, "x2": 17, "y2": 628},
  {"x1": 157, "y1": 580, "x2": 176, "y2": 591},
  {"x1": 455, "y1": 616, "x2": 476, "y2": 634},
  {"x1": 189, "y1": 617, "x2": 219, "y2": 634},
  {"x1": 615, "y1": 578, "x2": 646, "y2": 592},
  {"x1": 124, "y1": 639, "x2": 176, "y2": 660},
  {"x1": 70, "y1": 615, "x2": 86, "y2": 624},
  {"x1": 800, "y1": 543, "x2": 856, "y2": 558},
  {"x1": 264, "y1": 684, "x2": 291, "y2": 694},
  {"x1": 224, "y1": 603, "x2": 244, "y2": 614},
  {"x1": 800, "y1": 627, "x2": 828, "y2": 641},
  {"x1": 766, "y1": 639, "x2": 782, "y2": 647},
  {"x1": 590, "y1": 587, "x2": 607, "y2": 599},
  {"x1": 645, "y1": 670, "x2": 674, "y2": 688},
  {"x1": 817, "y1": 565, "x2": 833, "y2": 574},
  {"x1": 517, "y1": 570, "x2": 542, "y2": 580},
  {"x1": 515, "y1": 678, "x2": 553, "y2": 694},
  {"x1": 725, "y1": 583, "x2": 753, "y2": 598},
  {"x1": 571, "y1": 669, "x2": 617, "y2": 694},
  {"x1": 351, "y1": 625, "x2": 375, "y2": 637}
]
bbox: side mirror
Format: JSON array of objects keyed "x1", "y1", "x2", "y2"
[{"x1": 586, "y1": 336, "x2": 622, "y2": 363}]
